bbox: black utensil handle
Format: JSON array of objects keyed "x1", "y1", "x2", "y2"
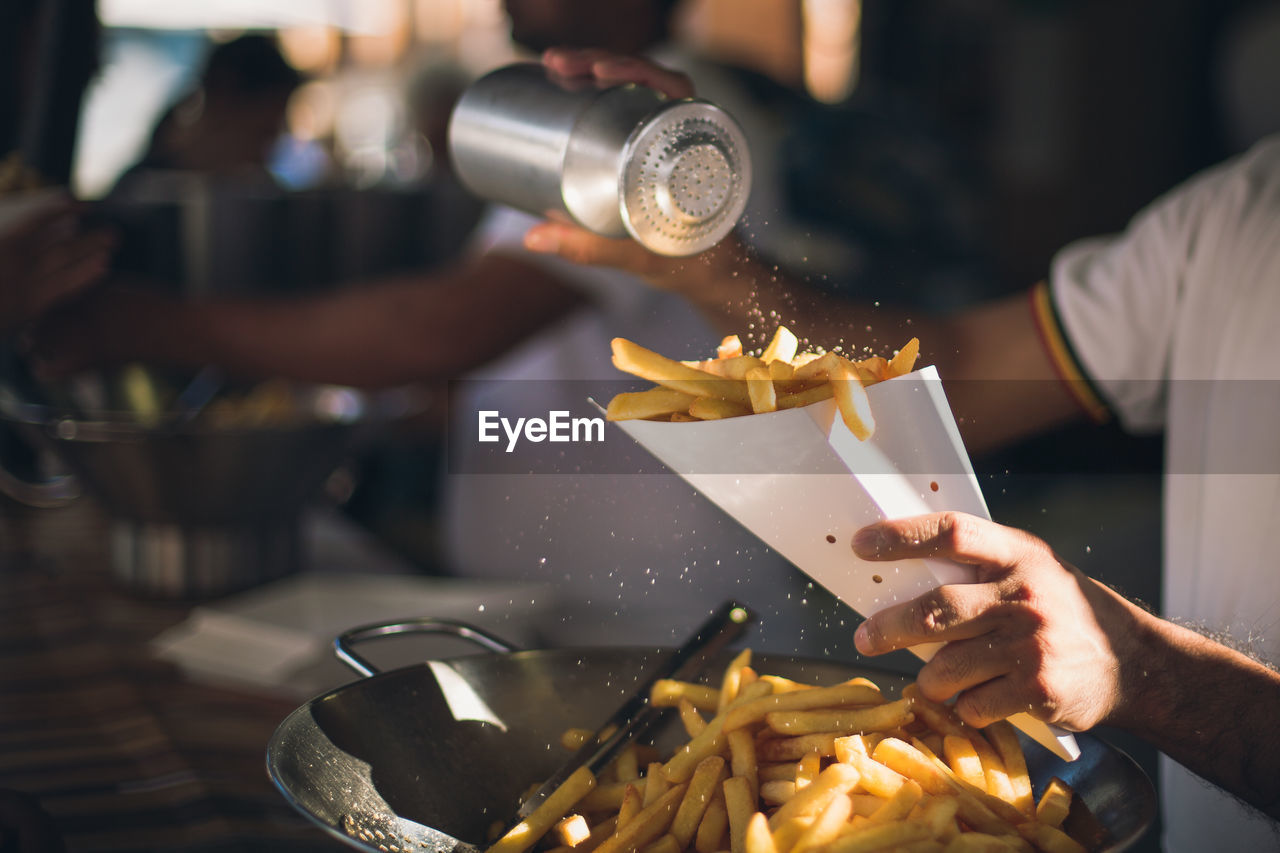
[
  {"x1": 515, "y1": 600, "x2": 753, "y2": 820},
  {"x1": 334, "y1": 617, "x2": 522, "y2": 677}
]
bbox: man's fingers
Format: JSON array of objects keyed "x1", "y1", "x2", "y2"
[
  {"x1": 541, "y1": 47, "x2": 618, "y2": 78},
  {"x1": 951, "y1": 676, "x2": 1051, "y2": 730},
  {"x1": 852, "y1": 511, "x2": 1039, "y2": 569},
  {"x1": 524, "y1": 222, "x2": 668, "y2": 275},
  {"x1": 541, "y1": 48, "x2": 695, "y2": 99},
  {"x1": 914, "y1": 635, "x2": 1018, "y2": 706},
  {"x1": 590, "y1": 56, "x2": 694, "y2": 98},
  {"x1": 853, "y1": 582, "x2": 1002, "y2": 656}
]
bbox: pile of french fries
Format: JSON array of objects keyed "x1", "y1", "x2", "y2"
[
  {"x1": 488, "y1": 653, "x2": 1087, "y2": 853},
  {"x1": 605, "y1": 327, "x2": 920, "y2": 442}
]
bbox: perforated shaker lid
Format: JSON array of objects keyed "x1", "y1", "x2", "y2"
[{"x1": 620, "y1": 100, "x2": 752, "y2": 257}]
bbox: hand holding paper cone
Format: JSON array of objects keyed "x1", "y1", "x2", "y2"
[
  {"x1": 851, "y1": 511, "x2": 1144, "y2": 735},
  {"x1": 605, "y1": 330, "x2": 1080, "y2": 762}
]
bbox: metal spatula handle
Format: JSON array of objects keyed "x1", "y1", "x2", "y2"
[{"x1": 514, "y1": 600, "x2": 753, "y2": 821}]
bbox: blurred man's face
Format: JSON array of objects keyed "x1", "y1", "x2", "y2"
[{"x1": 503, "y1": 0, "x2": 660, "y2": 53}]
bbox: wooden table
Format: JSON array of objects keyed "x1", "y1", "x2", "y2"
[{"x1": 0, "y1": 499, "x2": 350, "y2": 852}]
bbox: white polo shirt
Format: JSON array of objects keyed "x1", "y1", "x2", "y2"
[{"x1": 1040, "y1": 135, "x2": 1280, "y2": 849}]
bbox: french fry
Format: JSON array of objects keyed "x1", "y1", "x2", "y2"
[
  {"x1": 723, "y1": 776, "x2": 756, "y2": 853},
  {"x1": 746, "y1": 366, "x2": 778, "y2": 414},
  {"x1": 915, "y1": 796, "x2": 961, "y2": 842},
  {"x1": 641, "y1": 835, "x2": 681, "y2": 853},
  {"x1": 1033, "y1": 778, "x2": 1073, "y2": 828},
  {"x1": 792, "y1": 351, "x2": 842, "y2": 382},
  {"x1": 671, "y1": 757, "x2": 727, "y2": 849},
  {"x1": 728, "y1": 728, "x2": 759, "y2": 803},
  {"x1": 853, "y1": 356, "x2": 890, "y2": 384},
  {"x1": 486, "y1": 766, "x2": 597, "y2": 853},
  {"x1": 651, "y1": 680, "x2": 721, "y2": 712},
  {"x1": 556, "y1": 814, "x2": 592, "y2": 847},
  {"x1": 849, "y1": 794, "x2": 883, "y2": 818},
  {"x1": 718, "y1": 335, "x2": 743, "y2": 359},
  {"x1": 776, "y1": 383, "x2": 835, "y2": 409},
  {"x1": 725, "y1": 684, "x2": 886, "y2": 732},
  {"x1": 594, "y1": 784, "x2": 687, "y2": 853},
  {"x1": 758, "y1": 733, "x2": 843, "y2": 762},
  {"x1": 744, "y1": 812, "x2": 779, "y2": 853},
  {"x1": 942, "y1": 736, "x2": 988, "y2": 793},
  {"x1": 611, "y1": 338, "x2": 751, "y2": 405},
  {"x1": 833, "y1": 739, "x2": 908, "y2": 800},
  {"x1": 761, "y1": 326, "x2": 799, "y2": 364},
  {"x1": 644, "y1": 763, "x2": 672, "y2": 807},
  {"x1": 1016, "y1": 822, "x2": 1086, "y2": 853},
  {"x1": 768, "y1": 763, "x2": 860, "y2": 830},
  {"x1": 868, "y1": 779, "x2": 923, "y2": 824},
  {"x1": 811, "y1": 820, "x2": 930, "y2": 853},
  {"x1": 766, "y1": 697, "x2": 915, "y2": 736},
  {"x1": 790, "y1": 754, "x2": 815, "y2": 793},
  {"x1": 759, "y1": 675, "x2": 817, "y2": 693},
  {"x1": 562, "y1": 728, "x2": 595, "y2": 750},
  {"x1": 941, "y1": 833, "x2": 1022, "y2": 853},
  {"x1": 760, "y1": 762, "x2": 798, "y2": 782},
  {"x1": 524, "y1": 657, "x2": 1097, "y2": 853},
  {"x1": 606, "y1": 387, "x2": 697, "y2": 421},
  {"x1": 581, "y1": 782, "x2": 631, "y2": 812},
  {"x1": 985, "y1": 722, "x2": 1033, "y2": 816},
  {"x1": 695, "y1": 792, "x2": 729, "y2": 853},
  {"x1": 768, "y1": 360, "x2": 795, "y2": 381},
  {"x1": 689, "y1": 397, "x2": 753, "y2": 420},
  {"x1": 577, "y1": 816, "x2": 620, "y2": 853},
  {"x1": 703, "y1": 356, "x2": 768, "y2": 380},
  {"x1": 678, "y1": 699, "x2": 709, "y2": 737},
  {"x1": 761, "y1": 780, "x2": 797, "y2": 805},
  {"x1": 615, "y1": 748, "x2": 642, "y2": 783},
  {"x1": 888, "y1": 338, "x2": 920, "y2": 377},
  {"x1": 619, "y1": 785, "x2": 644, "y2": 828},
  {"x1": 771, "y1": 815, "x2": 815, "y2": 853},
  {"x1": 720, "y1": 650, "x2": 754, "y2": 710},
  {"x1": 830, "y1": 358, "x2": 875, "y2": 440},
  {"x1": 792, "y1": 791, "x2": 854, "y2": 853}
]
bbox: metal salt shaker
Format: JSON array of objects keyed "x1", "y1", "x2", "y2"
[{"x1": 448, "y1": 62, "x2": 752, "y2": 257}]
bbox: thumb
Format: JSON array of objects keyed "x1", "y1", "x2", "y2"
[{"x1": 524, "y1": 222, "x2": 660, "y2": 273}]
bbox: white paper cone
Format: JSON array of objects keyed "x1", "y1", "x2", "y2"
[{"x1": 607, "y1": 366, "x2": 1080, "y2": 761}]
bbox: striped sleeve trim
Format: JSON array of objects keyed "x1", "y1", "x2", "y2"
[{"x1": 1029, "y1": 280, "x2": 1112, "y2": 424}]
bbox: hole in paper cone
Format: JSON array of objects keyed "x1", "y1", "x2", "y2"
[
  {"x1": 871, "y1": 574, "x2": 883, "y2": 584},
  {"x1": 930, "y1": 481, "x2": 939, "y2": 492},
  {"x1": 825, "y1": 534, "x2": 836, "y2": 544}
]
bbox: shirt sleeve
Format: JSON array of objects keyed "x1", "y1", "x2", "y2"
[{"x1": 1043, "y1": 172, "x2": 1208, "y2": 433}]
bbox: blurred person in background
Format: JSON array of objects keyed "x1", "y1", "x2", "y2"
[
  {"x1": 0, "y1": 0, "x2": 113, "y2": 337},
  {"x1": 521, "y1": 49, "x2": 1280, "y2": 849},
  {"x1": 108, "y1": 34, "x2": 303, "y2": 198},
  {"x1": 28, "y1": 0, "x2": 986, "y2": 655}
]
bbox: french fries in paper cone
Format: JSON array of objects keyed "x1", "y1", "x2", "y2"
[{"x1": 604, "y1": 339, "x2": 1080, "y2": 762}]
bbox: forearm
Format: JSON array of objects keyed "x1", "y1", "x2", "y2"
[
  {"x1": 75, "y1": 256, "x2": 583, "y2": 388},
  {"x1": 678, "y1": 249, "x2": 1081, "y2": 453},
  {"x1": 1108, "y1": 605, "x2": 1280, "y2": 818}
]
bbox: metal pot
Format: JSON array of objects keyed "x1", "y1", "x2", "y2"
[
  {"x1": 267, "y1": 619, "x2": 1156, "y2": 853},
  {"x1": 0, "y1": 381, "x2": 382, "y2": 597},
  {"x1": 448, "y1": 63, "x2": 751, "y2": 257}
]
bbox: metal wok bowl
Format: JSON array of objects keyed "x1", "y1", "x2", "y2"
[{"x1": 267, "y1": 619, "x2": 1156, "y2": 853}]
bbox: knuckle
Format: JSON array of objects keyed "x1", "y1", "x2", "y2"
[
  {"x1": 953, "y1": 691, "x2": 999, "y2": 729},
  {"x1": 936, "y1": 511, "x2": 974, "y2": 553},
  {"x1": 914, "y1": 589, "x2": 959, "y2": 634}
]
